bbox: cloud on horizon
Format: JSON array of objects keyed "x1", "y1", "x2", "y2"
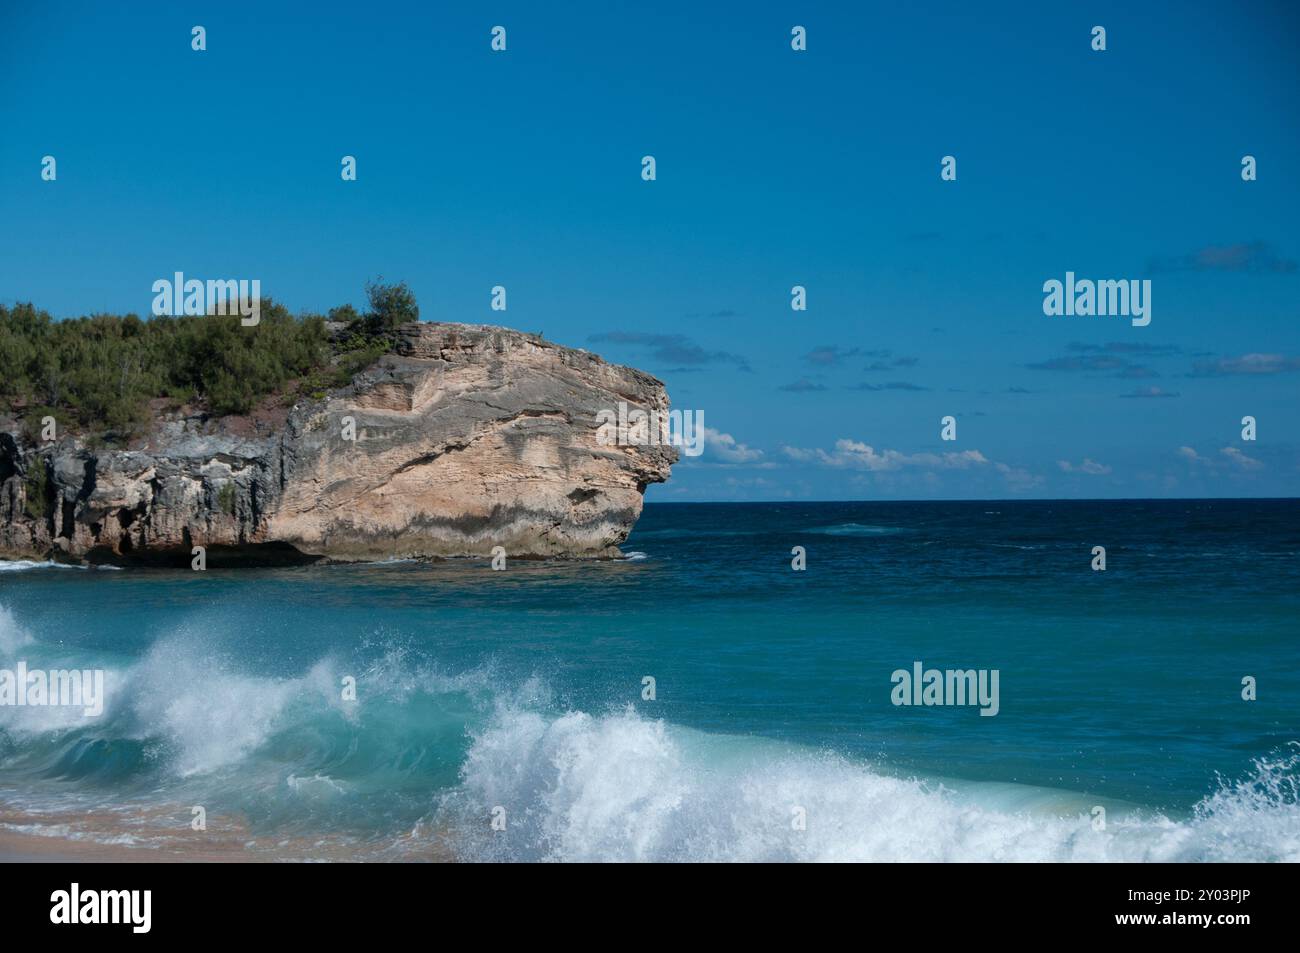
[
  {"x1": 1058, "y1": 458, "x2": 1112, "y2": 475},
  {"x1": 701, "y1": 426, "x2": 764, "y2": 463},
  {"x1": 1148, "y1": 241, "x2": 1297, "y2": 274},
  {"x1": 847, "y1": 381, "x2": 930, "y2": 392},
  {"x1": 1067, "y1": 341, "x2": 1182, "y2": 356},
  {"x1": 804, "y1": 345, "x2": 861, "y2": 366},
  {"x1": 778, "y1": 377, "x2": 828, "y2": 392},
  {"x1": 1190, "y1": 353, "x2": 1300, "y2": 376},
  {"x1": 1028, "y1": 353, "x2": 1158, "y2": 378},
  {"x1": 1178, "y1": 445, "x2": 1264, "y2": 471},
  {"x1": 782, "y1": 439, "x2": 989, "y2": 472},
  {"x1": 588, "y1": 332, "x2": 751, "y2": 371},
  {"x1": 1121, "y1": 386, "x2": 1180, "y2": 398}
]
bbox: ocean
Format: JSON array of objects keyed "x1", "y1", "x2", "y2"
[{"x1": 1, "y1": 499, "x2": 1297, "y2": 862}]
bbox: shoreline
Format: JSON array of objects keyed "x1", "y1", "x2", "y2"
[
  {"x1": 0, "y1": 804, "x2": 459, "y2": 863},
  {"x1": 0, "y1": 825, "x2": 459, "y2": 863},
  {"x1": 0, "y1": 827, "x2": 246, "y2": 863}
]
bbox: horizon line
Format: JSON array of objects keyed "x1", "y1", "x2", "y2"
[{"x1": 642, "y1": 496, "x2": 1300, "y2": 504}]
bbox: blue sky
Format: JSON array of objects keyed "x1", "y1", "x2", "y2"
[{"x1": 2, "y1": 1, "x2": 1298, "y2": 500}]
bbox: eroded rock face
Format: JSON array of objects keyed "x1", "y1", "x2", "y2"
[{"x1": 0, "y1": 323, "x2": 676, "y2": 565}]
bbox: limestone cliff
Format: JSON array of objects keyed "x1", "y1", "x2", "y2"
[{"x1": 0, "y1": 323, "x2": 676, "y2": 566}]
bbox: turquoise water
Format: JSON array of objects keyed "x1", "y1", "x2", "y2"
[{"x1": 1, "y1": 500, "x2": 1298, "y2": 861}]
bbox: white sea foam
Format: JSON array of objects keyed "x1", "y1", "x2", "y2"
[
  {"x1": 0, "y1": 604, "x2": 35, "y2": 656},
  {"x1": 805, "y1": 523, "x2": 905, "y2": 537},
  {"x1": 123, "y1": 638, "x2": 327, "y2": 777},
  {"x1": 0, "y1": 560, "x2": 118, "y2": 572},
  {"x1": 450, "y1": 706, "x2": 1300, "y2": 863},
  {"x1": 287, "y1": 773, "x2": 349, "y2": 798},
  {"x1": 0, "y1": 560, "x2": 77, "y2": 573}
]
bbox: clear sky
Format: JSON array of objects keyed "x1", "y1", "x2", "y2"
[{"x1": 2, "y1": 1, "x2": 1298, "y2": 500}]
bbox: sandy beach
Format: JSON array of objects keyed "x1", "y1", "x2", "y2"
[
  {"x1": 0, "y1": 827, "x2": 235, "y2": 862},
  {"x1": 0, "y1": 804, "x2": 458, "y2": 863}
]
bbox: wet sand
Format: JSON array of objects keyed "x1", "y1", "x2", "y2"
[
  {"x1": 0, "y1": 827, "x2": 257, "y2": 862},
  {"x1": 0, "y1": 804, "x2": 458, "y2": 862}
]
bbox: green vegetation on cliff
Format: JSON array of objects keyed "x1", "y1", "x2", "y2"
[{"x1": 0, "y1": 280, "x2": 419, "y2": 437}]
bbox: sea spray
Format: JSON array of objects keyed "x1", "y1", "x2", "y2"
[{"x1": 442, "y1": 705, "x2": 1300, "y2": 863}]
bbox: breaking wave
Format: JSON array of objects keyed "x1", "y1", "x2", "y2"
[{"x1": 1, "y1": 606, "x2": 1296, "y2": 861}]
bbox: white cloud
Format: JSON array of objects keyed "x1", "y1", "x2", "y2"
[
  {"x1": 702, "y1": 426, "x2": 763, "y2": 463},
  {"x1": 1178, "y1": 445, "x2": 1263, "y2": 472},
  {"x1": 781, "y1": 438, "x2": 1045, "y2": 490},
  {"x1": 781, "y1": 439, "x2": 988, "y2": 471},
  {"x1": 995, "y1": 462, "x2": 1044, "y2": 490},
  {"x1": 1057, "y1": 458, "x2": 1112, "y2": 475},
  {"x1": 1220, "y1": 446, "x2": 1263, "y2": 470}
]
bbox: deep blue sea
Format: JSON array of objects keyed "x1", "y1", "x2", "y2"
[{"x1": 1, "y1": 500, "x2": 1298, "y2": 861}]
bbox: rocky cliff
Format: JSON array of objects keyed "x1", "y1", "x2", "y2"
[{"x1": 0, "y1": 323, "x2": 676, "y2": 566}]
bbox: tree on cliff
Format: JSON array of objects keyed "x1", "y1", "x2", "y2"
[{"x1": 363, "y1": 279, "x2": 419, "y2": 336}]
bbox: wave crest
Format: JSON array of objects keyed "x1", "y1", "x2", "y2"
[{"x1": 446, "y1": 707, "x2": 1300, "y2": 862}]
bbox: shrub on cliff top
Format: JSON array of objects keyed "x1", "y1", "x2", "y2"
[{"x1": 0, "y1": 281, "x2": 420, "y2": 438}]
